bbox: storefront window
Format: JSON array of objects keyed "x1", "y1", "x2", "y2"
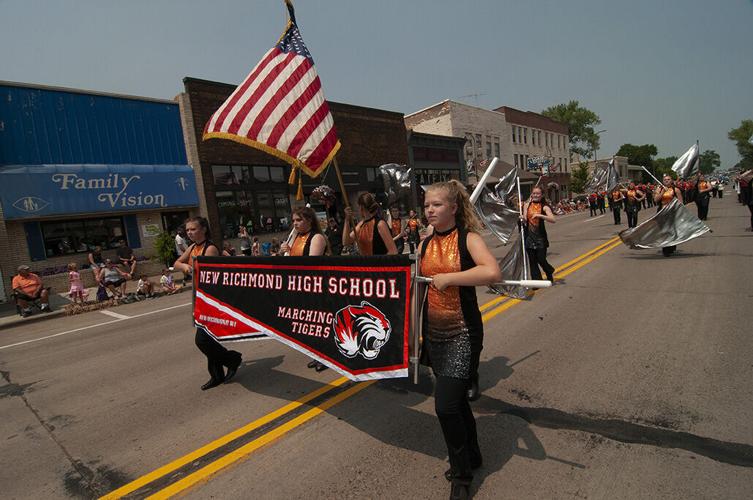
[
  {"x1": 269, "y1": 166, "x2": 285, "y2": 182},
  {"x1": 253, "y1": 166, "x2": 270, "y2": 182},
  {"x1": 41, "y1": 217, "x2": 126, "y2": 257}
]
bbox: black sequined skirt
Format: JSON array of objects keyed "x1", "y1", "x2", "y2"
[{"x1": 426, "y1": 331, "x2": 472, "y2": 379}]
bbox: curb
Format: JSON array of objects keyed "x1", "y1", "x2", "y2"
[{"x1": 0, "y1": 285, "x2": 193, "y2": 330}]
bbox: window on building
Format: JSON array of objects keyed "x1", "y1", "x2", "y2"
[
  {"x1": 564, "y1": 158, "x2": 568, "y2": 171},
  {"x1": 523, "y1": 128, "x2": 528, "y2": 144},
  {"x1": 366, "y1": 167, "x2": 378, "y2": 182},
  {"x1": 517, "y1": 127, "x2": 522, "y2": 144},
  {"x1": 253, "y1": 166, "x2": 270, "y2": 182},
  {"x1": 212, "y1": 165, "x2": 239, "y2": 185},
  {"x1": 514, "y1": 154, "x2": 519, "y2": 168},
  {"x1": 511, "y1": 126, "x2": 516, "y2": 143},
  {"x1": 531, "y1": 130, "x2": 536, "y2": 146},
  {"x1": 475, "y1": 134, "x2": 482, "y2": 152},
  {"x1": 41, "y1": 217, "x2": 126, "y2": 257},
  {"x1": 486, "y1": 137, "x2": 492, "y2": 158},
  {"x1": 538, "y1": 130, "x2": 542, "y2": 146},
  {"x1": 269, "y1": 166, "x2": 285, "y2": 183},
  {"x1": 493, "y1": 139, "x2": 500, "y2": 157}
]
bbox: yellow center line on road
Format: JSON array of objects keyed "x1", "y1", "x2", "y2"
[{"x1": 101, "y1": 234, "x2": 625, "y2": 499}]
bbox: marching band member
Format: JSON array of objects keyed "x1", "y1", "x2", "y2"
[
  {"x1": 522, "y1": 186, "x2": 556, "y2": 283},
  {"x1": 406, "y1": 209, "x2": 423, "y2": 254},
  {"x1": 653, "y1": 174, "x2": 684, "y2": 257},
  {"x1": 695, "y1": 173, "x2": 713, "y2": 220},
  {"x1": 279, "y1": 206, "x2": 330, "y2": 372},
  {"x1": 419, "y1": 180, "x2": 501, "y2": 499},
  {"x1": 622, "y1": 182, "x2": 645, "y2": 228},
  {"x1": 610, "y1": 187, "x2": 624, "y2": 225},
  {"x1": 389, "y1": 206, "x2": 406, "y2": 255},
  {"x1": 342, "y1": 193, "x2": 398, "y2": 255},
  {"x1": 174, "y1": 217, "x2": 242, "y2": 390}
]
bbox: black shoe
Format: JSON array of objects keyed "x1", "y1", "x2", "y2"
[
  {"x1": 449, "y1": 482, "x2": 470, "y2": 500},
  {"x1": 307, "y1": 360, "x2": 319, "y2": 369},
  {"x1": 546, "y1": 273, "x2": 554, "y2": 284},
  {"x1": 224, "y1": 354, "x2": 242, "y2": 383},
  {"x1": 314, "y1": 362, "x2": 329, "y2": 372},
  {"x1": 201, "y1": 378, "x2": 223, "y2": 390}
]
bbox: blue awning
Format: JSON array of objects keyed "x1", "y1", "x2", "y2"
[{"x1": 0, "y1": 164, "x2": 199, "y2": 219}]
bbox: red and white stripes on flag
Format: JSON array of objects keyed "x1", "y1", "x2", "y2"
[{"x1": 203, "y1": 2, "x2": 340, "y2": 178}]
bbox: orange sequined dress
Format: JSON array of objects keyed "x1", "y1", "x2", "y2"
[
  {"x1": 289, "y1": 232, "x2": 312, "y2": 256},
  {"x1": 660, "y1": 188, "x2": 676, "y2": 206},
  {"x1": 525, "y1": 202, "x2": 549, "y2": 249},
  {"x1": 420, "y1": 226, "x2": 483, "y2": 379}
]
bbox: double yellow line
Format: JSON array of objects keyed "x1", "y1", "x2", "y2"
[{"x1": 102, "y1": 235, "x2": 622, "y2": 499}]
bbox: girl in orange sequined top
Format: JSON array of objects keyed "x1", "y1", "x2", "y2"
[
  {"x1": 342, "y1": 193, "x2": 398, "y2": 255},
  {"x1": 419, "y1": 180, "x2": 501, "y2": 497},
  {"x1": 695, "y1": 173, "x2": 713, "y2": 221},
  {"x1": 174, "y1": 217, "x2": 242, "y2": 390},
  {"x1": 522, "y1": 186, "x2": 557, "y2": 283},
  {"x1": 653, "y1": 174, "x2": 684, "y2": 257}
]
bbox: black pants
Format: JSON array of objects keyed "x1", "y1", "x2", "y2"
[
  {"x1": 408, "y1": 238, "x2": 419, "y2": 255},
  {"x1": 435, "y1": 376, "x2": 481, "y2": 484},
  {"x1": 395, "y1": 238, "x2": 405, "y2": 255},
  {"x1": 626, "y1": 209, "x2": 639, "y2": 228},
  {"x1": 589, "y1": 204, "x2": 597, "y2": 216},
  {"x1": 696, "y1": 198, "x2": 710, "y2": 220},
  {"x1": 598, "y1": 202, "x2": 605, "y2": 214},
  {"x1": 662, "y1": 245, "x2": 677, "y2": 257},
  {"x1": 526, "y1": 247, "x2": 555, "y2": 281},
  {"x1": 748, "y1": 204, "x2": 753, "y2": 230},
  {"x1": 195, "y1": 328, "x2": 241, "y2": 382},
  {"x1": 612, "y1": 204, "x2": 622, "y2": 224}
]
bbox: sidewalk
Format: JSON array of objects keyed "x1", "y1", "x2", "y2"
[{"x1": 0, "y1": 271, "x2": 191, "y2": 330}]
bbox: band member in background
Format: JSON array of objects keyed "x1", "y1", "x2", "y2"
[
  {"x1": 610, "y1": 188, "x2": 624, "y2": 225},
  {"x1": 406, "y1": 209, "x2": 423, "y2": 254},
  {"x1": 588, "y1": 192, "x2": 598, "y2": 217},
  {"x1": 522, "y1": 186, "x2": 557, "y2": 283},
  {"x1": 419, "y1": 180, "x2": 501, "y2": 499},
  {"x1": 280, "y1": 206, "x2": 330, "y2": 372},
  {"x1": 597, "y1": 191, "x2": 606, "y2": 214},
  {"x1": 695, "y1": 173, "x2": 713, "y2": 220},
  {"x1": 174, "y1": 217, "x2": 242, "y2": 390},
  {"x1": 623, "y1": 182, "x2": 645, "y2": 229},
  {"x1": 389, "y1": 206, "x2": 405, "y2": 254},
  {"x1": 654, "y1": 174, "x2": 684, "y2": 257},
  {"x1": 343, "y1": 193, "x2": 398, "y2": 256}
]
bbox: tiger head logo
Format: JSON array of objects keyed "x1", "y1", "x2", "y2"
[{"x1": 333, "y1": 301, "x2": 391, "y2": 360}]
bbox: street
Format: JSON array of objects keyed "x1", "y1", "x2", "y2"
[{"x1": 2, "y1": 194, "x2": 752, "y2": 499}]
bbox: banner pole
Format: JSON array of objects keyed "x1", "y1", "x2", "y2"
[
  {"x1": 517, "y1": 178, "x2": 529, "y2": 280},
  {"x1": 332, "y1": 156, "x2": 351, "y2": 209},
  {"x1": 411, "y1": 254, "x2": 421, "y2": 384}
]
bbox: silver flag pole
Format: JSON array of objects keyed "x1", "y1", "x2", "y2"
[
  {"x1": 410, "y1": 254, "x2": 421, "y2": 384},
  {"x1": 516, "y1": 177, "x2": 529, "y2": 280}
]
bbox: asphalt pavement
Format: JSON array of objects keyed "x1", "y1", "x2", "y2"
[{"x1": 1, "y1": 195, "x2": 751, "y2": 499}]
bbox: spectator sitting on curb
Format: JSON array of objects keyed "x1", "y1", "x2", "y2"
[
  {"x1": 160, "y1": 268, "x2": 180, "y2": 294},
  {"x1": 12, "y1": 265, "x2": 52, "y2": 317},
  {"x1": 101, "y1": 259, "x2": 129, "y2": 300},
  {"x1": 116, "y1": 239, "x2": 137, "y2": 277},
  {"x1": 136, "y1": 274, "x2": 154, "y2": 299}
]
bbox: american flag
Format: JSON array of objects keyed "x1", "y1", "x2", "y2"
[{"x1": 203, "y1": 1, "x2": 340, "y2": 178}]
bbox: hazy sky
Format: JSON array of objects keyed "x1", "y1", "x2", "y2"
[{"x1": 2, "y1": 0, "x2": 751, "y2": 167}]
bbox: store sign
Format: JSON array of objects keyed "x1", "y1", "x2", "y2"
[
  {"x1": 142, "y1": 224, "x2": 162, "y2": 238},
  {"x1": 0, "y1": 165, "x2": 199, "y2": 219}
]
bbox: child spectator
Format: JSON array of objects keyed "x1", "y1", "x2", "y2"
[
  {"x1": 68, "y1": 263, "x2": 86, "y2": 305},
  {"x1": 136, "y1": 274, "x2": 154, "y2": 298},
  {"x1": 252, "y1": 236, "x2": 260, "y2": 256},
  {"x1": 160, "y1": 269, "x2": 179, "y2": 294}
]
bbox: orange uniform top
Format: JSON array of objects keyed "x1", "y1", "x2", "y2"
[
  {"x1": 357, "y1": 218, "x2": 376, "y2": 256},
  {"x1": 289, "y1": 232, "x2": 310, "y2": 256},
  {"x1": 527, "y1": 202, "x2": 542, "y2": 227},
  {"x1": 661, "y1": 188, "x2": 675, "y2": 204},
  {"x1": 390, "y1": 218, "x2": 402, "y2": 237},
  {"x1": 421, "y1": 228, "x2": 465, "y2": 337}
]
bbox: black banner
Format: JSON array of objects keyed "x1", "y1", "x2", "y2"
[{"x1": 194, "y1": 255, "x2": 413, "y2": 381}]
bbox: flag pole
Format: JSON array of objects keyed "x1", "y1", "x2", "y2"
[
  {"x1": 469, "y1": 157, "x2": 499, "y2": 205},
  {"x1": 332, "y1": 157, "x2": 351, "y2": 209},
  {"x1": 517, "y1": 177, "x2": 529, "y2": 280}
]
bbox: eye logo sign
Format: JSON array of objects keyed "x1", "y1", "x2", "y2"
[
  {"x1": 333, "y1": 301, "x2": 391, "y2": 360},
  {"x1": 13, "y1": 196, "x2": 49, "y2": 213}
]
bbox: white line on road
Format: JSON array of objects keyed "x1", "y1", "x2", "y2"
[
  {"x1": 0, "y1": 302, "x2": 191, "y2": 351},
  {"x1": 583, "y1": 214, "x2": 606, "y2": 222},
  {"x1": 99, "y1": 310, "x2": 131, "y2": 320}
]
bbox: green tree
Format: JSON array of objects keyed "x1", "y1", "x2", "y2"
[
  {"x1": 153, "y1": 232, "x2": 176, "y2": 267},
  {"x1": 699, "y1": 149, "x2": 720, "y2": 174},
  {"x1": 570, "y1": 162, "x2": 590, "y2": 194},
  {"x1": 542, "y1": 101, "x2": 602, "y2": 158},
  {"x1": 728, "y1": 119, "x2": 753, "y2": 169},
  {"x1": 616, "y1": 143, "x2": 658, "y2": 170},
  {"x1": 653, "y1": 156, "x2": 677, "y2": 179}
]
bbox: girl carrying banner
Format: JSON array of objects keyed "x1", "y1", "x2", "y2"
[
  {"x1": 174, "y1": 217, "x2": 243, "y2": 390},
  {"x1": 342, "y1": 193, "x2": 398, "y2": 255},
  {"x1": 653, "y1": 174, "x2": 684, "y2": 257},
  {"x1": 419, "y1": 180, "x2": 501, "y2": 499},
  {"x1": 280, "y1": 207, "x2": 330, "y2": 372}
]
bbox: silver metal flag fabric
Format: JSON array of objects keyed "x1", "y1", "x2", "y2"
[
  {"x1": 473, "y1": 167, "x2": 519, "y2": 245},
  {"x1": 619, "y1": 197, "x2": 710, "y2": 249},
  {"x1": 606, "y1": 159, "x2": 620, "y2": 192},
  {"x1": 488, "y1": 233, "x2": 530, "y2": 299},
  {"x1": 671, "y1": 144, "x2": 700, "y2": 179},
  {"x1": 378, "y1": 163, "x2": 413, "y2": 209},
  {"x1": 584, "y1": 163, "x2": 609, "y2": 193}
]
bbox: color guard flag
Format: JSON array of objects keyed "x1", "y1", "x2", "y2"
[
  {"x1": 671, "y1": 144, "x2": 700, "y2": 179},
  {"x1": 203, "y1": 0, "x2": 340, "y2": 179}
]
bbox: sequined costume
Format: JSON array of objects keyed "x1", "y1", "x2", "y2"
[
  {"x1": 289, "y1": 232, "x2": 313, "y2": 256},
  {"x1": 658, "y1": 187, "x2": 679, "y2": 256},
  {"x1": 524, "y1": 202, "x2": 555, "y2": 282}
]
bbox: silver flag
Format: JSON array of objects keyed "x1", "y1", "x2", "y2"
[
  {"x1": 473, "y1": 166, "x2": 519, "y2": 245},
  {"x1": 488, "y1": 233, "x2": 529, "y2": 299},
  {"x1": 584, "y1": 163, "x2": 609, "y2": 192},
  {"x1": 671, "y1": 144, "x2": 699, "y2": 179},
  {"x1": 378, "y1": 163, "x2": 412, "y2": 209},
  {"x1": 606, "y1": 159, "x2": 620, "y2": 192},
  {"x1": 619, "y1": 197, "x2": 710, "y2": 249}
]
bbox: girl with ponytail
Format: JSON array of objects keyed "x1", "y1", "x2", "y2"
[{"x1": 342, "y1": 192, "x2": 398, "y2": 255}]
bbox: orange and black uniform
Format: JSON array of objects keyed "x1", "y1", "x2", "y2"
[
  {"x1": 524, "y1": 202, "x2": 555, "y2": 282},
  {"x1": 406, "y1": 217, "x2": 421, "y2": 254},
  {"x1": 658, "y1": 188, "x2": 679, "y2": 256},
  {"x1": 624, "y1": 189, "x2": 641, "y2": 228},
  {"x1": 611, "y1": 191, "x2": 623, "y2": 225},
  {"x1": 356, "y1": 216, "x2": 388, "y2": 256},
  {"x1": 390, "y1": 217, "x2": 404, "y2": 254},
  {"x1": 695, "y1": 180, "x2": 711, "y2": 220},
  {"x1": 420, "y1": 226, "x2": 483, "y2": 485},
  {"x1": 192, "y1": 241, "x2": 242, "y2": 383},
  {"x1": 289, "y1": 232, "x2": 313, "y2": 256}
]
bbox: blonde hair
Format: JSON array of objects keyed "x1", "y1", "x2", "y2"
[
  {"x1": 426, "y1": 180, "x2": 482, "y2": 233},
  {"x1": 68, "y1": 262, "x2": 77, "y2": 271}
]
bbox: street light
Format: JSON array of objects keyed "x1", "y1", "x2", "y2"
[{"x1": 592, "y1": 129, "x2": 607, "y2": 162}]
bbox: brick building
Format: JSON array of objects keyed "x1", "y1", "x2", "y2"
[
  {"x1": 0, "y1": 81, "x2": 199, "y2": 301},
  {"x1": 178, "y1": 77, "x2": 409, "y2": 240}
]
